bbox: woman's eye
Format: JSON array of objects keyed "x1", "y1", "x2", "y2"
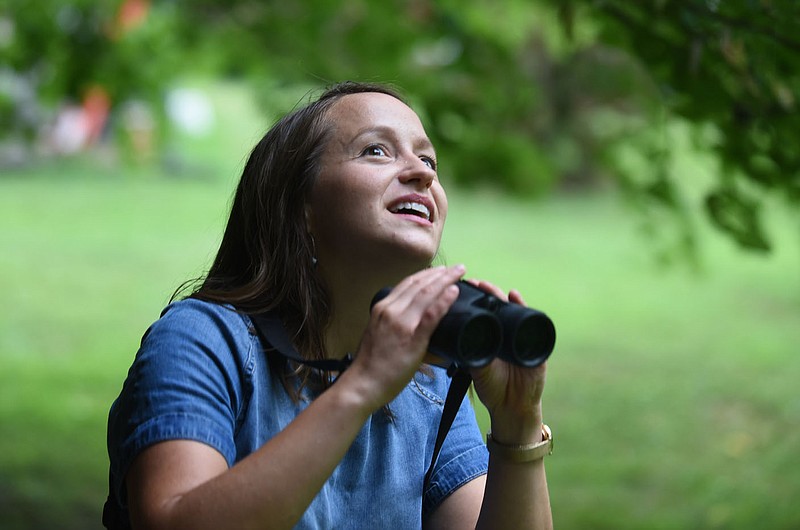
[
  {"x1": 362, "y1": 144, "x2": 387, "y2": 157},
  {"x1": 421, "y1": 156, "x2": 436, "y2": 171}
]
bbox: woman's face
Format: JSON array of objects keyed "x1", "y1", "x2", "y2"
[{"x1": 307, "y1": 92, "x2": 448, "y2": 273}]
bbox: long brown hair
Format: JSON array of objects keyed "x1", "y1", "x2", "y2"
[{"x1": 184, "y1": 81, "x2": 407, "y2": 395}]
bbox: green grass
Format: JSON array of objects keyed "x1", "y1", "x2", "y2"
[
  {"x1": 1, "y1": 83, "x2": 798, "y2": 529},
  {"x1": 0, "y1": 162, "x2": 233, "y2": 529},
  {"x1": 445, "y1": 192, "x2": 799, "y2": 529}
]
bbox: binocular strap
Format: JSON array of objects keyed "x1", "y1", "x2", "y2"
[
  {"x1": 251, "y1": 312, "x2": 353, "y2": 373},
  {"x1": 249, "y1": 311, "x2": 473, "y2": 513},
  {"x1": 423, "y1": 366, "x2": 473, "y2": 490}
]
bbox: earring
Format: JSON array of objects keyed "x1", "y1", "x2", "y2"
[{"x1": 310, "y1": 234, "x2": 318, "y2": 267}]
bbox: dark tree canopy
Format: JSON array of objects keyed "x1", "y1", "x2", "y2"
[{"x1": 580, "y1": 1, "x2": 800, "y2": 252}]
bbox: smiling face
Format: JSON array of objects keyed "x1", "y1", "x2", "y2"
[{"x1": 307, "y1": 92, "x2": 448, "y2": 279}]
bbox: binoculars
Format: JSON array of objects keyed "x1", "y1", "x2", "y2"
[{"x1": 372, "y1": 281, "x2": 556, "y2": 369}]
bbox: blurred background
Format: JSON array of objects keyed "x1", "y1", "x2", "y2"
[{"x1": 1, "y1": 1, "x2": 798, "y2": 528}]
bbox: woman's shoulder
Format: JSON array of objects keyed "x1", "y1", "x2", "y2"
[
  {"x1": 160, "y1": 296, "x2": 247, "y2": 319},
  {"x1": 151, "y1": 297, "x2": 253, "y2": 335},
  {"x1": 137, "y1": 298, "x2": 257, "y2": 365}
]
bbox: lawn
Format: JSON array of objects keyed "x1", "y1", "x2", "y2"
[{"x1": 0, "y1": 84, "x2": 797, "y2": 529}]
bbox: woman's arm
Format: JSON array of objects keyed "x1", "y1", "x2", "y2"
[
  {"x1": 475, "y1": 406, "x2": 553, "y2": 530},
  {"x1": 125, "y1": 265, "x2": 466, "y2": 530},
  {"x1": 126, "y1": 371, "x2": 377, "y2": 530},
  {"x1": 425, "y1": 396, "x2": 551, "y2": 530},
  {"x1": 426, "y1": 441, "x2": 551, "y2": 530}
]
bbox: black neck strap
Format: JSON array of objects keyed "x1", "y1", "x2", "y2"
[
  {"x1": 424, "y1": 366, "x2": 473, "y2": 488},
  {"x1": 251, "y1": 312, "x2": 352, "y2": 373},
  {"x1": 249, "y1": 312, "x2": 472, "y2": 495}
]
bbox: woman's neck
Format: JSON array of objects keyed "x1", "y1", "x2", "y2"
[{"x1": 318, "y1": 258, "x2": 428, "y2": 359}]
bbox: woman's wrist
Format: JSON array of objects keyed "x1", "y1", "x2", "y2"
[
  {"x1": 488, "y1": 408, "x2": 544, "y2": 445},
  {"x1": 486, "y1": 424, "x2": 553, "y2": 463},
  {"x1": 326, "y1": 368, "x2": 384, "y2": 421}
]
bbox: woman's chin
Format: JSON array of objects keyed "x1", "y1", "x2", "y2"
[{"x1": 396, "y1": 238, "x2": 441, "y2": 265}]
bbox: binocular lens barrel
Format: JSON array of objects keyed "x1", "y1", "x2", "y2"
[
  {"x1": 371, "y1": 281, "x2": 556, "y2": 369},
  {"x1": 428, "y1": 310, "x2": 501, "y2": 368},
  {"x1": 500, "y1": 310, "x2": 557, "y2": 368}
]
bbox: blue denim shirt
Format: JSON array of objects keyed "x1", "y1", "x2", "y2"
[{"x1": 106, "y1": 299, "x2": 488, "y2": 528}]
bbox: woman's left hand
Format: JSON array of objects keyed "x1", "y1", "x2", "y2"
[{"x1": 467, "y1": 280, "x2": 548, "y2": 445}]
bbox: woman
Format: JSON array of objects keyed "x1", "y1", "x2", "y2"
[{"x1": 104, "y1": 81, "x2": 552, "y2": 529}]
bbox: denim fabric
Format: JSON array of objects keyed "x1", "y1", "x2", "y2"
[{"x1": 106, "y1": 298, "x2": 488, "y2": 528}]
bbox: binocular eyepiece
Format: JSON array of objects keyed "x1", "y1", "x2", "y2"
[{"x1": 371, "y1": 281, "x2": 556, "y2": 369}]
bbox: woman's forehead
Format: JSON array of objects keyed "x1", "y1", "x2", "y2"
[
  {"x1": 326, "y1": 92, "x2": 432, "y2": 150},
  {"x1": 329, "y1": 93, "x2": 423, "y2": 130}
]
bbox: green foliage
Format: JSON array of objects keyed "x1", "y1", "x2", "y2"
[
  {"x1": 7, "y1": 1, "x2": 158, "y2": 101},
  {"x1": 3, "y1": 0, "x2": 799, "y2": 252},
  {"x1": 0, "y1": 0, "x2": 182, "y2": 141},
  {"x1": 2, "y1": 0, "x2": 116, "y2": 104},
  {"x1": 559, "y1": 0, "x2": 800, "y2": 251},
  {"x1": 147, "y1": 0, "x2": 800, "y2": 253}
]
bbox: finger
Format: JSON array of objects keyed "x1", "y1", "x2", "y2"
[
  {"x1": 508, "y1": 289, "x2": 527, "y2": 306},
  {"x1": 413, "y1": 282, "x2": 460, "y2": 337},
  {"x1": 470, "y1": 279, "x2": 508, "y2": 302},
  {"x1": 390, "y1": 271, "x2": 461, "y2": 332},
  {"x1": 378, "y1": 264, "x2": 464, "y2": 315},
  {"x1": 372, "y1": 266, "x2": 445, "y2": 313},
  {"x1": 368, "y1": 266, "x2": 463, "y2": 347}
]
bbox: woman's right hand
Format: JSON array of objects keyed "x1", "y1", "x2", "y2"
[{"x1": 341, "y1": 264, "x2": 465, "y2": 411}]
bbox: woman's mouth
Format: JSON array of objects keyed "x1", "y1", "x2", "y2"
[{"x1": 389, "y1": 201, "x2": 431, "y2": 221}]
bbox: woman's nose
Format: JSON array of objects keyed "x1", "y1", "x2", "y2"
[{"x1": 398, "y1": 156, "x2": 435, "y2": 189}]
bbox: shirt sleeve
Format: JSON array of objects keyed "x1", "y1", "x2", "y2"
[
  {"x1": 422, "y1": 385, "x2": 489, "y2": 516},
  {"x1": 106, "y1": 299, "x2": 255, "y2": 505}
]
